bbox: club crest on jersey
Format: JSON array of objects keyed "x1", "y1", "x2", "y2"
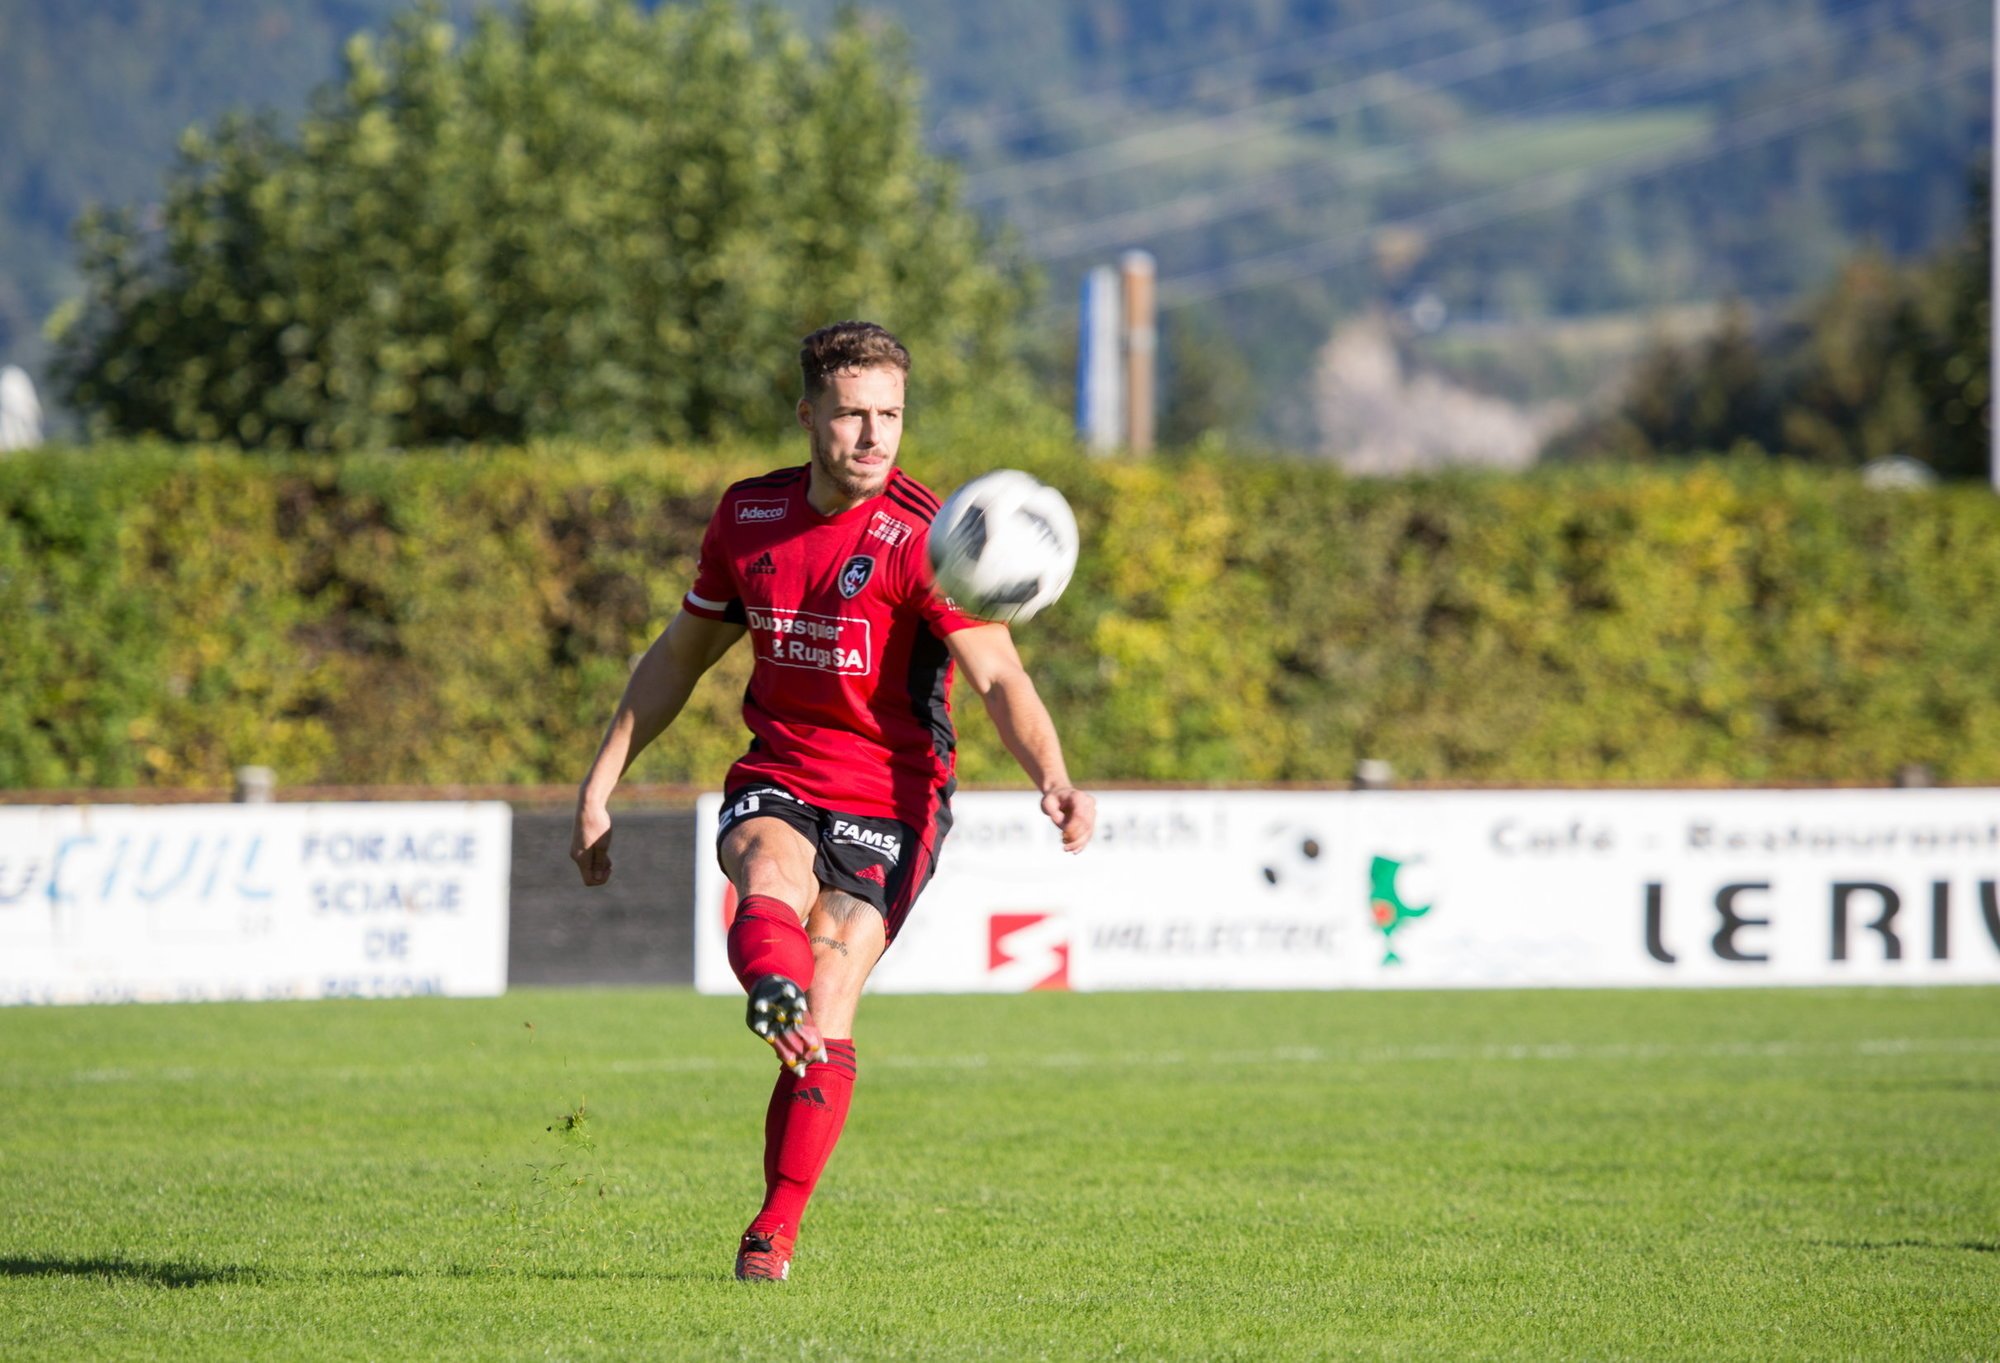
[{"x1": 838, "y1": 554, "x2": 875, "y2": 599}]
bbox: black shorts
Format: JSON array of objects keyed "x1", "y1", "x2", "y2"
[{"x1": 716, "y1": 782, "x2": 951, "y2": 943}]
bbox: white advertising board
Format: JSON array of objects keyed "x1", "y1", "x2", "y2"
[
  {"x1": 0, "y1": 803, "x2": 511, "y2": 1005},
  {"x1": 693, "y1": 789, "x2": 2000, "y2": 993}
]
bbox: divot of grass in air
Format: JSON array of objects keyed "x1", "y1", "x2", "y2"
[
  {"x1": 480, "y1": 1018, "x2": 613, "y2": 1276},
  {"x1": 504, "y1": 1095, "x2": 609, "y2": 1271}
]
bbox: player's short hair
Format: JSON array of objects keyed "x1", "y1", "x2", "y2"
[{"x1": 800, "y1": 321, "x2": 911, "y2": 398}]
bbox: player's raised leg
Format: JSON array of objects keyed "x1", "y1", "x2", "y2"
[
  {"x1": 720, "y1": 816, "x2": 827, "y2": 1074},
  {"x1": 738, "y1": 889, "x2": 885, "y2": 1281}
]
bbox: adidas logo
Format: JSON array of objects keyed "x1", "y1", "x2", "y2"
[
  {"x1": 790, "y1": 1086, "x2": 827, "y2": 1107},
  {"x1": 853, "y1": 864, "x2": 887, "y2": 886},
  {"x1": 748, "y1": 551, "x2": 775, "y2": 575}
]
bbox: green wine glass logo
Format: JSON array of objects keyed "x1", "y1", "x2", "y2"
[{"x1": 1368, "y1": 855, "x2": 1432, "y2": 965}]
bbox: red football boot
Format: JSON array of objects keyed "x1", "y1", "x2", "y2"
[
  {"x1": 745, "y1": 974, "x2": 827, "y2": 1077},
  {"x1": 734, "y1": 1229, "x2": 794, "y2": 1282}
]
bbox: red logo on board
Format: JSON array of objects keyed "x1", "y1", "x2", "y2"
[{"x1": 987, "y1": 913, "x2": 1071, "y2": 991}]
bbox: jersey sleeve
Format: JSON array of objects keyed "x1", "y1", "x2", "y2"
[{"x1": 682, "y1": 504, "x2": 745, "y2": 623}]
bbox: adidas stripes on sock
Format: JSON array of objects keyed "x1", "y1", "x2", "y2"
[{"x1": 750, "y1": 1039, "x2": 857, "y2": 1241}]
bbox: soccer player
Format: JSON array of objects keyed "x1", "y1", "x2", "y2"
[{"x1": 569, "y1": 321, "x2": 1096, "y2": 1282}]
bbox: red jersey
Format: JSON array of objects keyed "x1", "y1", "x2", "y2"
[{"x1": 681, "y1": 465, "x2": 979, "y2": 826}]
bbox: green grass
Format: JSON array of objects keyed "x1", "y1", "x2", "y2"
[{"x1": 2, "y1": 988, "x2": 1996, "y2": 1360}]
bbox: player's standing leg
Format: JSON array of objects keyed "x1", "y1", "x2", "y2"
[
  {"x1": 735, "y1": 891, "x2": 885, "y2": 1280},
  {"x1": 720, "y1": 818, "x2": 864, "y2": 1281},
  {"x1": 741, "y1": 890, "x2": 884, "y2": 1276},
  {"x1": 719, "y1": 815, "x2": 819, "y2": 1281}
]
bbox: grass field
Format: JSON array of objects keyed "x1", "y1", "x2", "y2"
[{"x1": 2, "y1": 987, "x2": 1996, "y2": 1361}]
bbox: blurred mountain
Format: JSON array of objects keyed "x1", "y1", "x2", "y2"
[
  {"x1": 1, "y1": 0, "x2": 1990, "y2": 445},
  {"x1": 797, "y1": 0, "x2": 1990, "y2": 446},
  {"x1": 0, "y1": 1, "x2": 480, "y2": 388}
]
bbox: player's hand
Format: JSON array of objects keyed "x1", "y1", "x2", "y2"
[
  {"x1": 1040, "y1": 786, "x2": 1096, "y2": 853},
  {"x1": 571, "y1": 801, "x2": 614, "y2": 886}
]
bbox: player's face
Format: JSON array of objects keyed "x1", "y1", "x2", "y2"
[{"x1": 799, "y1": 366, "x2": 905, "y2": 509}]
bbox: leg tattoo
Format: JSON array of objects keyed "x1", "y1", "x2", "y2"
[{"x1": 817, "y1": 889, "x2": 877, "y2": 925}]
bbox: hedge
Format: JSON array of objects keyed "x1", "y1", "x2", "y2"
[{"x1": 4, "y1": 441, "x2": 2000, "y2": 791}]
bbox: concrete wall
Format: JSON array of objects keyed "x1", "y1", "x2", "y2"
[{"x1": 508, "y1": 810, "x2": 699, "y2": 985}]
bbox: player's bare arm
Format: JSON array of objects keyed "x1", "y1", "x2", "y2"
[
  {"x1": 945, "y1": 623, "x2": 1096, "y2": 853},
  {"x1": 571, "y1": 608, "x2": 746, "y2": 885}
]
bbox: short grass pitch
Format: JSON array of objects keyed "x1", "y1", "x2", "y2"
[{"x1": 2, "y1": 987, "x2": 1995, "y2": 1360}]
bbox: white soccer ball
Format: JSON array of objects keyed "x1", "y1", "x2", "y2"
[{"x1": 927, "y1": 470, "x2": 1079, "y2": 624}]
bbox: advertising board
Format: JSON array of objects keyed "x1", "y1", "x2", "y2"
[
  {"x1": 692, "y1": 789, "x2": 2000, "y2": 993},
  {"x1": 0, "y1": 802, "x2": 511, "y2": 1005}
]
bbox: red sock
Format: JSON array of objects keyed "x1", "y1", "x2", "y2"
[
  {"x1": 726, "y1": 894, "x2": 813, "y2": 992},
  {"x1": 750, "y1": 1039, "x2": 856, "y2": 1241}
]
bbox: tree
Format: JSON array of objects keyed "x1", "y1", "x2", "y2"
[
  {"x1": 1159, "y1": 309, "x2": 1256, "y2": 450},
  {"x1": 53, "y1": 0, "x2": 1035, "y2": 449},
  {"x1": 1556, "y1": 171, "x2": 1992, "y2": 478}
]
